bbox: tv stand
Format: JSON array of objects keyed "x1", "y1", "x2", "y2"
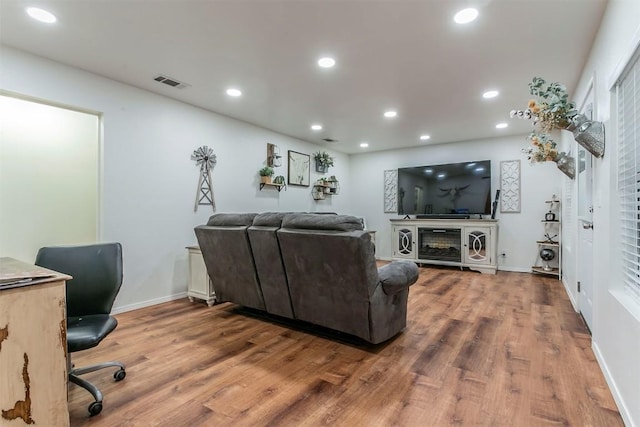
[{"x1": 390, "y1": 218, "x2": 498, "y2": 274}]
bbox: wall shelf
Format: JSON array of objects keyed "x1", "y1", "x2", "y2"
[
  {"x1": 259, "y1": 182, "x2": 285, "y2": 192},
  {"x1": 533, "y1": 198, "x2": 561, "y2": 278}
]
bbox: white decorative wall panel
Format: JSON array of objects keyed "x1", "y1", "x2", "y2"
[
  {"x1": 500, "y1": 160, "x2": 521, "y2": 213},
  {"x1": 384, "y1": 170, "x2": 398, "y2": 212}
]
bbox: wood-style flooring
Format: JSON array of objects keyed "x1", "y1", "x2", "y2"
[{"x1": 68, "y1": 267, "x2": 623, "y2": 426}]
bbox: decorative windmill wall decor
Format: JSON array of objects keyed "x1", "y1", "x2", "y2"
[{"x1": 191, "y1": 146, "x2": 216, "y2": 212}]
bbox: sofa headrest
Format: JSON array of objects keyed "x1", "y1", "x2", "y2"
[
  {"x1": 281, "y1": 214, "x2": 364, "y2": 232},
  {"x1": 252, "y1": 212, "x2": 290, "y2": 227},
  {"x1": 206, "y1": 213, "x2": 257, "y2": 226}
]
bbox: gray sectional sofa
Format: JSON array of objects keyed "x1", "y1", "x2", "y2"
[{"x1": 194, "y1": 212, "x2": 419, "y2": 344}]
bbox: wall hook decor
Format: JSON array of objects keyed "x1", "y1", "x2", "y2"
[{"x1": 191, "y1": 145, "x2": 217, "y2": 212}]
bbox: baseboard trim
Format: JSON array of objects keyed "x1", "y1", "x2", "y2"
[
  {"x1": 593, "y1": 341, "x2": 635, "y2": 427},
  {"x1": 112, "y1": 292, "x2": 187, "y2": 315},
  {"x1": 561, "y1": 277, "x2": 578, "y2": 311}
]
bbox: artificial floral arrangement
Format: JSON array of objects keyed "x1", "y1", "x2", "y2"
[
  {"x1": 511, "y1": 77, "x2": 577, "y2": 164},
  {"x1": 522, "y1": 132, "x2": 558, "y2": 163},
  {"x1": 313, "y1": 151, "x2": 334, "y2": 167}
]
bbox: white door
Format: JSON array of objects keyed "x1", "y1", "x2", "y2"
[
  {"x1": 576, "y1": 87, "x2": 596, "y2": 332},
  {"x1": 577, "y1": 142, "x2": 594, "y2": 331}
]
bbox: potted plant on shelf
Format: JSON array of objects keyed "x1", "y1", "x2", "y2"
[
  {"x1": 313, "y1": 151, "x2": 334, "y2": 173},
  {"x1": 259, "y1": 166, "x2": 274, "y2": 184},
  {"x1": 273, "y1": 175, "x2": 286, "y2": 187}
]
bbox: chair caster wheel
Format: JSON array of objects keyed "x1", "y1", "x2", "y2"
[
  {"x1": 88, "y1": 401, "x2": 102, "y2": 416},
  {"x1": 114, "y1": 368, "x2": 126, "y2": 381}
]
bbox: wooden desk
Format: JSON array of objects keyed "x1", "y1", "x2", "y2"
[{"x1": 0, "y1": 257, "x2": 70, "y2": 426}]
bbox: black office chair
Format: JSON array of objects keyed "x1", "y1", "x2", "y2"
[{"x1": 35, "y1": 243, "x2": 126, "y2": 416}]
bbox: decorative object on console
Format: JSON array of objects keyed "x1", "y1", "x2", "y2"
[
  {"x1": 313, "y1": 151, "x2": 334, "y2": 173},
  {"x1": 500, "y1": 160, "x2": 520, "y2": 213},
  {"x1": 511, "y1": 76, "x2": 604, "y2": 169},
  {"x1": 191, "y1": 145, "x2": 217, "y2": 212},
  {"x1": 288, "y1": 150, "x2": 310, "y2": 186},
  {"x1": 384, "y1": 170, "x2": 398, "y2": 213}
]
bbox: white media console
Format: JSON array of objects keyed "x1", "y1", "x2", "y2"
[{"x1": 390, "y1": 218, "x2": 498, "y2": 274}]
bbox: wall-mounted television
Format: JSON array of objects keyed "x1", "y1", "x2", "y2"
[{"x1": 397, "y1": 160, "x2": 492, "y2": 217}]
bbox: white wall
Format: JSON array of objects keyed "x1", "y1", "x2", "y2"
[
  {"x1": 564, "y1": 1, "x2": 640, "y2": 425},
  {"x1": 0, "y1": 46, "x2": 350, "y2": 312},
  {"x1": 348, "y1": 135, "x2": 563, "y2": 272},
  {"x1": 0, "y1": 95, "x2": 99, "y2": 262}
]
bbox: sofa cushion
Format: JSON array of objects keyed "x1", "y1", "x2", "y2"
[
  {"x1": 207, "y1": 213, "x2": 257, "y2": 226},
  {"x1": 252, "y1": 212, "x2": 289, "y2": 227}
]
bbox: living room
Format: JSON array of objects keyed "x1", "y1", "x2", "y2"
[{"x1": 1, "y1": 0, "x2": 639, "y2": 425}]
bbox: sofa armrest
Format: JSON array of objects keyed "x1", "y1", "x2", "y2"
[{"x1": 377, "y1": 260, "x2": 419, "y2": 295}]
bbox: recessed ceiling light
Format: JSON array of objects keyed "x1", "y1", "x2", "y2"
[
  {"x1": 311, "y1": 124, "x2": 322, "y2": 131},
  {"x1": 26, "y1": 7, "x2": 57, "y2": 23},
  {"x1": 496, "y1": 122, "x2": 508, "y2": 129},
  {"x1": 424, "y1": 168, "x2": 433, "y2": 174},
  {"x1": 360, "y1": 142, "x2": 369, "y2": 148},
  {"x1": 437, "y1": 173, "x2": 446, "y2": 179},
  {"x1": 384, "y1": 111, "x2": 397, "y2": 118},
  {"x1": 419, "y1": 134, "x2": 431, "y2": 141},
  {"x1": 483, "y1": 90, "x2": 499, "y2": 99},
  {"x1": 226, "y1": 88, "x2": 242, "y2": 97},
  {"x1": 454, "y1": 8, "x2": 478, "y2": 24},
  {"x1": 318, "y1": 57, "x2": 336, "y2": 68}
]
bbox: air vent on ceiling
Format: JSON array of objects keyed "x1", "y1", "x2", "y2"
[
  {"x1": 322, "y1": 138, "x2": 339, "y2": 143},
  {"x1": 153, "y1": 74, "x2": 190, "y2": 89}
]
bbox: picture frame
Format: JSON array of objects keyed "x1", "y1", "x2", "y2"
[{"x1": 287, "y1": 150, "x2": 310, "y2": 186}]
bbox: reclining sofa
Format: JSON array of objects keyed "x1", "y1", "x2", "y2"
[{"x1": 194, "y1": 212, "x2": 419, "y2": 344}]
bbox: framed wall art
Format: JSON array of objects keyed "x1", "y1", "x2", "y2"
[{"x1": 288, "y1": 150, "x2": 310, "y2": 186}]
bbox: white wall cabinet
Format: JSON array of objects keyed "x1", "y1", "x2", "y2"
[
  {"x1": 186, "y1": 246, "x2": 216, "y2": 306},
  {"x1": 390, "y1": 219, "x2": 498, "y2": 274}
]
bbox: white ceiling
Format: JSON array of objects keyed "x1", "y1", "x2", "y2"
[{"x1": 0, "y1": 0, "x2": 607, "y2": 154}]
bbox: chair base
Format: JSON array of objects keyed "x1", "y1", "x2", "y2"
[{"x1": 68, "y1": 357, "x2": 126, "y2": 416}]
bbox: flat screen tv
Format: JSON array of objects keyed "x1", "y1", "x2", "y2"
[{"x1": 397, "y1": 160, "x2": 492, "y2": 217}]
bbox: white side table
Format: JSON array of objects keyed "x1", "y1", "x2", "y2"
[{"x1": 186, "y1": 246, "x2": 216, "y2": 306}]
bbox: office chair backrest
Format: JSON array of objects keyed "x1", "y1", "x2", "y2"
[{"x1": 35, "y1": 243, "x2": 123, "y2": 317}]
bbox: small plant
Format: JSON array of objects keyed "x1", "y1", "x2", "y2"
[
  {"x1": 258, "y1": 166, "x2": 274, "y2": 177},
  {"x1": 273, "y1": 175, "x2": 285, "y2": 185},
  {"x1": 328, "y1": 175, "x2": 338, "y2": 182},
  {"x1": 313, "y1": 151, "x2": 334, "y2": 167}
]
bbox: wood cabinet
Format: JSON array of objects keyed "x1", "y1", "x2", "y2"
[
  {"x1": 390, "y1": 219, "x2": 498, "y2": 274},
  {"x1": 0, "y1": 258, "x2": 70, "y2": 426},
  {"x1": 186, "y1": 246, "x2": 216, "y2": 306}
]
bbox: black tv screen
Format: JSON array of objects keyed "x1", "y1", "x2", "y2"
[{"x1": 397, "y1": 160, "x2": 492, "y2": 216}]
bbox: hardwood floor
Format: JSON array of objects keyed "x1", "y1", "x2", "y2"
[{"x1": 68, "y1": 267, "x2": 623, "y2": 426}]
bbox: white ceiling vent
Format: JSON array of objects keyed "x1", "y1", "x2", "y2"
[{"x1": 153, "y1": 74, "x2": 190, "y2": 89}]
